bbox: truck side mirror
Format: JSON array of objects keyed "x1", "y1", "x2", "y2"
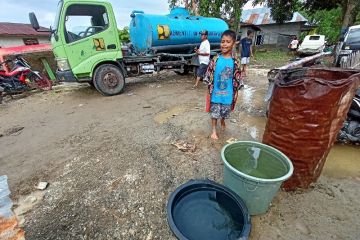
[{"x1": 29, "y1": 12, "x2": 40, "y2": 31}]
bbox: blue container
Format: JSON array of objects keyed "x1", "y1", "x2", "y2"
[
  {"x1": 167, "y1": 179, "x2": 251, "y2": 240},
  {"x1": 129, "y1": 8, "x2": 228, "y2": 53}
]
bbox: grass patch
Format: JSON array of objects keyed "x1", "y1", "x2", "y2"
[{"x1": 251, "y1": 50, "x2": 290, "y2": 69}]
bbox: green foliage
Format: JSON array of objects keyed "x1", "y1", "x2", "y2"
[
  {"x1": 355, "y1": 11, "x2": 360, "y2": 25},
  {"x1": 302, "y1": 0, "x2": 341, "y2": 13},
  {"x1": 168, "y1": 0, "x2": 244, "y2": 31},
  {"x1": 312, "y1": 8, "x2": 342, "y2": 44},
  {"x1": 118, "y1": 27, "x2": 130, "y2": 43},
  {"x1": 300, "y1": 8, "x2": 342, "y2": 44},
  {"x1": 168, "y1": 0, "x2": 357, "y2": 41},
  {"x1": 253, "y1": 0, "x2": 302, "y2": 23},
  {"x1": 254, "y1": 0, "x2": 358, "y2": 28}
]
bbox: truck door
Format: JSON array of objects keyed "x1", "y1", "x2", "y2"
[{"x1": 62, "y1": 3, "x2": 119, "y2": 77}]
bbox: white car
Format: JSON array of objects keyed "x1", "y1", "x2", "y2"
[{"x1": 297, "y1": 35, "x2": 326, "y2": 55}]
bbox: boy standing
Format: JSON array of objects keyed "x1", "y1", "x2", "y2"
[
  {"x1": 204, "y1": 30, "x2": 243, "y2": 140},
  {"x1": 194, "y1": 30, "x2": 210, "y2": 88},
  {"x1": 240, "y1": 30, "x2": 254, "y2": 77}
]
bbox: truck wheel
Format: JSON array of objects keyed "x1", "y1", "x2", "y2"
[{"x1": 93, "y1": 64, "x2": 125, "y2": 96}]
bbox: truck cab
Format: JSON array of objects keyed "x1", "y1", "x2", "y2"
[{"x1": 31, "y1": 0, "x2": 126, "y2": 95}]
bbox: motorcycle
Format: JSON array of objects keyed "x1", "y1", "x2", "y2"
[
  {"x1": 337, "y1": 88, "x2": 360, "y2": 144},
  {"x1": 0, "y1": 55, "x2": 52, "y2": 103}
]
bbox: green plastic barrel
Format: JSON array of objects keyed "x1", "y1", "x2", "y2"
[{"x1": 221, "y1": 141, "x2": 294, "y2": 215}]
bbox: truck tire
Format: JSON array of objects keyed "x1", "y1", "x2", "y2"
[{"x1": 93, "y1": 64, "x2": 125, "y2": 96}]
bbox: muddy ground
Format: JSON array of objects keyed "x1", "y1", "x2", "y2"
[{"x1": 1, "y1": 69, "x2": 360, "y2": 240}]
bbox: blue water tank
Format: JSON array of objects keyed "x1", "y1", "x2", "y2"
[{"x1": 129, "y1": 8, "x2": 228, "y2": 53}]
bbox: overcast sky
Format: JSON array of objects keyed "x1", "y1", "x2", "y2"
[
  {"x1": 0, "y1": 0, "x2": 262, "y2": 29},
  {"x1": 0, "y1": 0, "x2": 171, "y2": 29}
]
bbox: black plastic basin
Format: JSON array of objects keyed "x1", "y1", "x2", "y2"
[{"x1": 167, "y1": 180, "x2": 251, "y2": 240}]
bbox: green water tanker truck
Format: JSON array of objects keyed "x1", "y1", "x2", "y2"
[{"x1": 29, "y1": 0, "x2": 228, "y2": 95}]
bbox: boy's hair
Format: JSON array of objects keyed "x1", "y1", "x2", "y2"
[
  {"x1": 247, "y1": 30, "x2": 253, "y2": 36},
  {"x1": 221, "y1": 30, "x2": 236, "y2": 42}
]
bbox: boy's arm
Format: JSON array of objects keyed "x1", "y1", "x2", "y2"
[
  {"x1": 204, "y1": 57, "x2": 216, "y2": 93},
  {"x1": 203, "y1": 58, "x2": 214, "y2": 85},
  {"x1": 233, "y1": 60, "x2": 243, "y2": 90}
]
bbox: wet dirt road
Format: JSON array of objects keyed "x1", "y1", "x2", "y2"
[{"x1": 0, "y1": 70, "x2": 359, "y2": 240}]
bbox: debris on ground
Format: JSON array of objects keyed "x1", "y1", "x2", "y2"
[
  {"x1": 14, "y1": 192, "x2": 44, "y2": 217},
  {"x1": 35, "y1": 182, "x2": 48, "y2": 191},
  {"x1": 143, "y1": 105, "x2": 151, "y2": 109},
  {"x1": 171, "y1": 140, "x2": 196, "y2": 152},
  {"x1": 1, "y1": 126, "x2": 24, "y2": 137},
  {"x1": 226, "y1": 137, "x2": 238, "y2": 144},
  {"x1": 230, "y1": 119, "x2": 237, "y2": 123}
]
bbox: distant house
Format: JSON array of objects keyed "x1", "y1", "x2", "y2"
[
  {"x1": 240, "y1": 7, "x2": 310, "y2": 48},
  {"x1": 0, "y1": 22, "x2": 50, "y2": 48}
]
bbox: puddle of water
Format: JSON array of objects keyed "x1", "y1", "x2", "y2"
[
  {"x1": 154, "y1": 106, "x2": 187, "y2": 124},
  {"x1": 238, "y1": 85, "x2": 267, "y2": 111},
  {"x1": 248, "y1": 126, "x2": 259, "y2": 139},
  {"x1": 241, "y1": 85, "x2": 255, "y2": 106},
  {"x1": 238, "y1": 112, "x2": 267, "y2": 140},
  {"x1": 323, "y1": 144, "x2": 360, "y2": 178}
]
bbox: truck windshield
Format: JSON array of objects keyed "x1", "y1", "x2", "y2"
[
  {"x1": 53, "y1": 0, "x2": 63, "y2": 32},
  {"x1": 346, "y1": 28, "x2": 360, "y2": 44}
]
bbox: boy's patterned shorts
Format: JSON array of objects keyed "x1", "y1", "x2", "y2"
[{"x1": 210, "y1": 103, "x2": 231, "y2": 119}]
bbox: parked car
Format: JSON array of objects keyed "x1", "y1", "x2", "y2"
[
  {"x1": 335, "y1": 25, "x2": 360, "y2": 66},
  {"x1": 297, "y1": 35, "x2": 326, "y2": 56}
]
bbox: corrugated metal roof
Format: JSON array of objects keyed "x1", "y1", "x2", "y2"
[
  {"x1": 241, "y1": 7, "x2": 308, "y2": 25},
  {"x1": 0, "y1": 22, "x2": 50, "y2": 37}
]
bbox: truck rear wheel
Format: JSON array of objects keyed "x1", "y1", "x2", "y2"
[{"x1": 93, "y1": 64, "x2": 125, "y2": 96}]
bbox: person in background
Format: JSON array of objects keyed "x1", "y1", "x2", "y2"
[
  {"x1": 204, "y1": 30, "x2": 243, "y2": 140},
  {"x1": 240, "y1": 30, "x2": 254, "y2": 77},
  {"x1": 288, "y1": 35, "x2": 299, "y2": 57},
  {"x1": 193, "y1": 30, "x2": 210, "y2": 88}
]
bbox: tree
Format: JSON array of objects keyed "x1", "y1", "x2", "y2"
[
  {"x1": 168, "y1": 0, "x2": 359, "y2": 41},
  {"x1": 300, "y1": 8, "x2": 343, "y2": 44},
  {"x1": 253, "y1": 0, "x2": 301, "y2": 23},
  {"x1": 118, "y1": 27, "x2": 130, "y2": 43},
  {"x1": 168, "y1": 0, "x2": 245, "y2": 34},
  {"x1": 253, "y1": 0, "x2": 360, "y2": 28}
]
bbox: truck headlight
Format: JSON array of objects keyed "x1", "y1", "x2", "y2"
[{"x1": 57, "y1": 58, "x2": 70, "y2": 71}]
